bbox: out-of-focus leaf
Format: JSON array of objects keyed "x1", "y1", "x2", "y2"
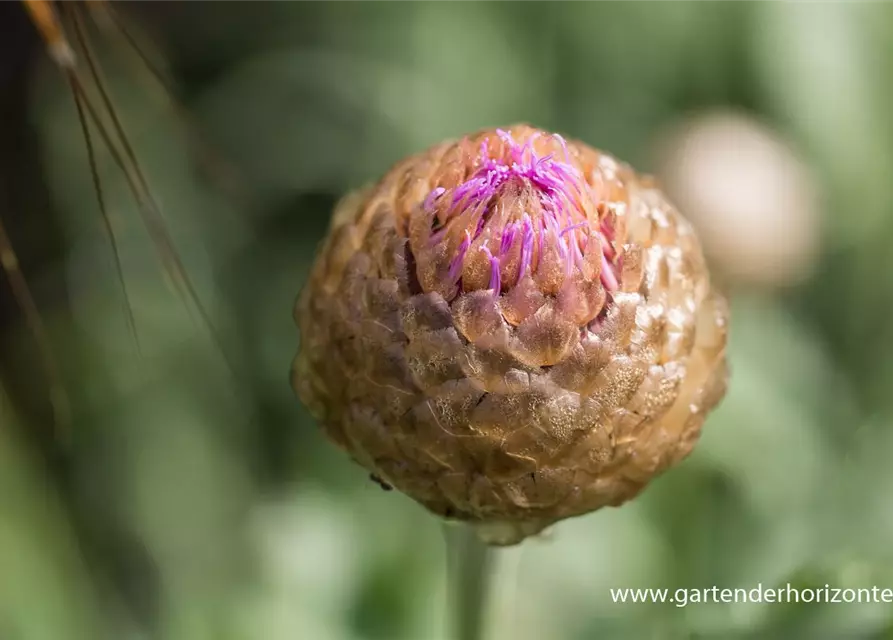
[
  {"x1": 0, "y1": 391, "x2": 105, "y2": 640},
  {"x1": 751, "y1": 2, "x2": 893, "y2": 246},
  {"x1": 243, "y1": 485, "x2": 446, "y2": 640}
]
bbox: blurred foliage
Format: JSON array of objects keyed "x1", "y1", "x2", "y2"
[{"x1": 2, "y1": 2, "x2": 893, "y2": 639}]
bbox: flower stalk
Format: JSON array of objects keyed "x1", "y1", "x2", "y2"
[{"x1": 444, "y1": 522, "x2": 496, "y2": 640}]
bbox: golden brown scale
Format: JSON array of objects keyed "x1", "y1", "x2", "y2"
[{"x1": 294, "y1": 125, "x2": 729, "y2": 545}]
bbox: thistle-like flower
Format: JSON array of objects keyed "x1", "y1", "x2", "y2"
[{"x1": 293, "y1": 125, "x2": 729, "y2": 545}]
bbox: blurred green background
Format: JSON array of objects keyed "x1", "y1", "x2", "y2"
[{"x1": 2, "y1": 2, "x2": 893, "y2": 639}]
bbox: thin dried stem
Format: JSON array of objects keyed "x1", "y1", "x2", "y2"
[
  {"x1": 92, "y1": 3, "x2": 250, "y2": 213},
  {"x1": 60, "y1": 4, "x2": 235, "y2": 373},
  {"x1": 0, "y1": 218, "x2": 69, "y2": 432},
  {"x1": 14, "y1": 1, "x2": 245, "y2": 438},
  {"x1": 67, "y1": 71, "x2": 141, "y2": 357}
]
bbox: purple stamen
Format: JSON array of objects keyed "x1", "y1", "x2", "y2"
[
  {"x1": 500, "y1": 223, "x2": 517, "y2": 256},
  {"x1": 424, "y1": 187, "x2": 446, "y2": 212},
  {"x1": 560, "y1": 221, "x2": 587, "y2": 237},
  {"x1": 563, "y1": 234, "x2": 574, "y2": 275},
  {"x1": 544, "y1": 209, "x2": 561, "y2": 236},
  {"x1": 518, "y1": 214, "x2": 534, "y2": 281},
  {"x1": 482, "y1": 246, "x2": 502, "y2": 292},
  {"x1": 555, "y1": 229, "x2": 568, "y2": 263},
  {"x1": 419, "y1": 128, "x2": 619, "y2": 295},
  {"x1": 448, "y1": 231, "x2": 472, "y2": 283},
  {"x1": 572, "y1": 235, "x2": 585, "y2": 270},
  {"x1": 554, "y1": 133, "x2": 571, "y2": 164}
]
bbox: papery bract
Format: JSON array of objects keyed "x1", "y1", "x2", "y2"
[{"x1": 293, "y1": 125, "x2": 729, "y2": 545}]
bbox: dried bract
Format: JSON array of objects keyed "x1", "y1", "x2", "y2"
[{"x1": 293, "y1": 125, "x2": 729, "y2": 545}]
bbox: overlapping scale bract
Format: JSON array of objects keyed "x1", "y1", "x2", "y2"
[{"x1": 293, "y1": 125, "x2": 729, "y2": 545}]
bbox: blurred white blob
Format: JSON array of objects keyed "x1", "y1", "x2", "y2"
[{"x1": 654, "y1": 111, "x2": 822, "y2": 287}]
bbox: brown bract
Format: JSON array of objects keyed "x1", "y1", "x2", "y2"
[{"x1": 293, "y1": 125, "x2": 729, "y2": 545}]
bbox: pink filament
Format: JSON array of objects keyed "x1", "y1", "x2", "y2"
[{"x1": 425, "y1": 130, "x2": 619, "y2": 294}]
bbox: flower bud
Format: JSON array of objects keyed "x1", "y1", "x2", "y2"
[{"x1": 293, "y1": 125, "x2": 729, "y2": 545}]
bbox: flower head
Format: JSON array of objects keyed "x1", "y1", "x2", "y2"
[
  {"x1": 294, "y1": 125, "x2": 729, "y2": 545},
  {"x1": 420, "y1": 129, "x2": 615, "y2": 300}
]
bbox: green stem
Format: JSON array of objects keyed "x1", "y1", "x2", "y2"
[{"x1": 443, "y1": 523, "x2": 496, "y2": 640}]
